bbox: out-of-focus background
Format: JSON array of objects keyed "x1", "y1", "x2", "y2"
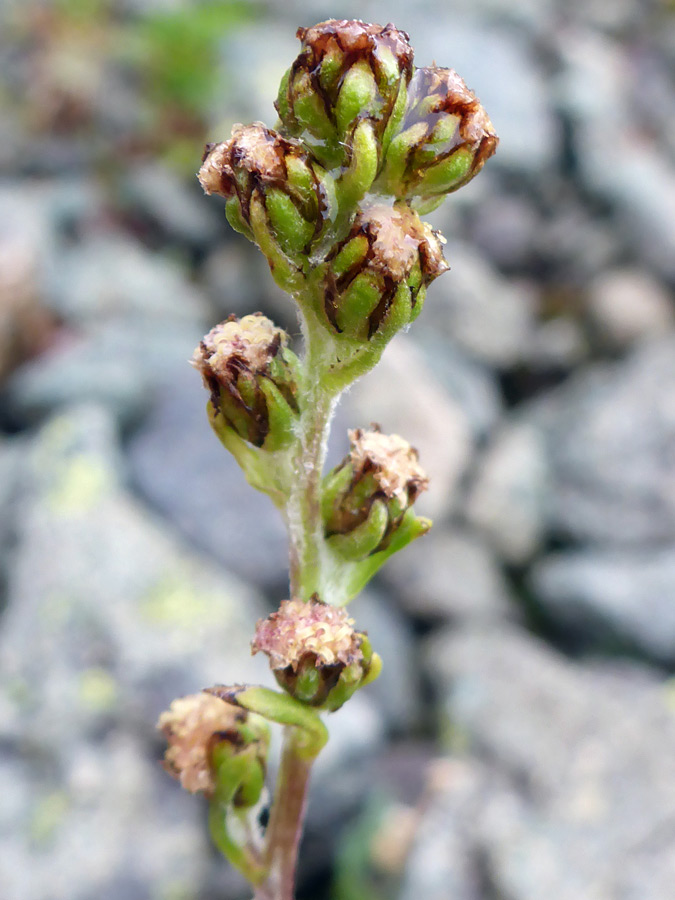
[{"x1": 2, "y1": 0, "x2": 675, "y2": 897}]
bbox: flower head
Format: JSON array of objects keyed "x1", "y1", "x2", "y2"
[
  {"x1": 158, "y1": 692, "x2": 250, "y2": 796},
  {"x1": 192, "y1": 313, "x2": 300, "y2": 450},
  {"x1": 252, "y1": 597, "x2": 379, "y2": 709},
  {"x1": 324, "y1": 202, "x2": 447, "y2": 339},
  {"x1": 277, "y1": 19, "x2": 414, "y2": 168},
  {"x1": 376, "y1": 66, "x2": 499, "y2": 210}
]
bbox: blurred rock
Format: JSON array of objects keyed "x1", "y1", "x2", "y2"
[
  {"x1": 531, "y1": 548, "x2": 675, "y2": 664},
  {"x1": 418, "y1": 243, "x2": 535, "y2": 368},
  {"x1": 127, "y1": 364, "x2": 289, "y2": 592},
  {"x1": 0, "y1": 404, "x2": 271, "y2": 742},
  {"x1": 586, "y1": 268, "x2": 674, "y2": 350},
  {"x1": 303, "y1": 693, "x2": 387, "y2": 881},
  {"x1": 398, "y1": 759, "x2": 494, "y2": 900},
  {"x1": 203, "y1": 241, "x2": 268, "y2": 319},
  {"x1": 0, "y1": 731, "x2": 250, "y2": 900},
  {"x1": 48, "y1": 229, "x2": 209, "y2": 326},
  {"x1": 525, "y1": 316, "x2": 589, "y2": 370},
  {"x1": 0, "y1": 404, "x2": 271, "y2": 900},
  {"x1": 558, "y1": 30, "x2": 675, "y2": 279},
  {"x1": 0, "y1": 230, "x2": 54, "y2": 382},
  {"x1": 528, "y1": 335, "x2": 675, "y2": 545},
  {"x1": 343, "y1": 335, "x2": 473, "y2": 520},
  {"x1": 353, "y1": 588, "x2": 421, "y2": 732},
  {"x1": 412, "y1": 335, "x2": 503, "y2": 442},
  {"x1": 469, "y1": 192, "x2": 541, "y2": 270},
  {"x1": 121, "y1": 163, "x2": 221, "y2": 247},
  {"x1": 415, "y1": 626, "x2": 675, "y2": 900},
  {"x1": 381, "y1": 526, "x2": 514, "y2": 624},
  {"x1": 218, "y1": 22, "x2": 299, "y2": 123},
  {"x1": 3, "y1": 318, "x2": 205, "y2": 429},
  {"x1": 464, "y1": 421, "x2": 549, "y2": 564},
  {"x1": 0, "y1": 436, "x2": 24, "y2": 609}
]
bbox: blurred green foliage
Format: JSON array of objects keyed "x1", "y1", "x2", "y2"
[
  {"x1": 331, "y1": 797, "x2": 395, "y2": 900},
  {"x1": 132, "y1": 1, "x2": 253, "y2": 118},
  {"x1": 3, "y1": 0, "x2": 258, "y2": 172}
]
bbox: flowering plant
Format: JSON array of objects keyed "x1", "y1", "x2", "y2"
[{"x1": 158, "y1": 19, "x2": 497, "y2": 900}]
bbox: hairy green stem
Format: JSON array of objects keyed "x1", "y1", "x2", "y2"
[{"x1": 287, "y1": 310, "x2": 338, "y2": 600}]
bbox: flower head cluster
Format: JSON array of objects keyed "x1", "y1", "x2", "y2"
[{"x1": 198, "y1": 18, "x2": 498, "y2": 343}]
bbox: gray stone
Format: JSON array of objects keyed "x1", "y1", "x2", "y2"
[
  {"x1": 218, "y1": 22, "x2": 300, "y2": 123},
  {"x1": 469, "y1": 193, "x2": 542, "y2": 270},
  {"x1": 557, "y1": 31, "x2": 675, "y2": 279},
  {"x1": 0, "y1": 404, "x2": 272, "y2": 900},
  {"x1": 4, "y1": 319, "x2": 205, "y2": 428},
  {"x1": 127, "y1": 365, "x2": 289, "y2": 592},
  {"x1": 418, "y1": 243, "x2": 535, "y2": 368},
  {"x1": 411, "y1": 335, "x2": 503, "y2": 442},
  {"x1": 0, "y1": 436, "x2": 24, "y2": 610},
  {"x1": 381, "y1": 527, "x2": 515, "y2": 624},
  {"x1": 528, "y1": 336, "x2": 675, "y2": 546},
  {"x1": 525, "y1": 317, "x2": 590, "y2": 370},
  {"x1": 586, "y1": 268, "x2": 674, "y2": 350},
  {"x1": 342, "y1": 334, "x2": 473, "y2": 520},
  {"x1": 122, "y1": 163, "x2": 221, "y2": 246},
  {"x1": 0, "y1": 404, "x2": 271, "y2": 742},
  {"x1": 351, "y1": 588, "x2": 421, "y2": 732},
  {"x1": 415, "y1": 627, "x2": 675, "y2": 900},
  {"x1": 47, "y1": 229, "x2": 209, "y2": 326},
  {"x1": 203, "y1": 242, "x2": 269, "y2": 320},
  {"x1": 398, "y1": 759, "x2": 494, "y2": 900},
  {"x1": 531, "y1": 548, "x2": 675, "y2": 664},
  {"x1": 464, "y1": 421, "x2": 549, "y2": 564},
  {"x1": 203, "y1": 241, "x2": 300, "y2": 335},
  {"x1": 0, "y1": 732, "x2": 242, "y2": 900}
]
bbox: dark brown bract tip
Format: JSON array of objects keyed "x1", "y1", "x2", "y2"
[{"x1": 296, "y1": 19, "x2": 414, "y2": 76}]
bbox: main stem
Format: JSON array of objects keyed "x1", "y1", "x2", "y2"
[
  {"x1": 260, "y1": 310, "x2": 340, "y2": 900},
  {"x1": 287, "y1": 312, "x2": 337, "y2": 600},
  {"x1": 261, "y1": 729, "x2": 315, "y2": 900}
]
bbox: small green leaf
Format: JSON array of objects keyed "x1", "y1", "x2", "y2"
[{"x1": 327, "y1": 499, "x2": 389, "y2": 561}]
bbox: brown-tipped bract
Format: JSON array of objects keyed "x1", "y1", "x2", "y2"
[{"x1": 277, "y1": 19, "x2": 414, "y2": 170}]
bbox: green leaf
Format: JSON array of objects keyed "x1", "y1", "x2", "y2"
[
  {"x1": 211, "y1": 685, "x2": 329, "y2": 758},
  {"x1": 339, "y1": 510, "x2": 432, "y2": 602},
  {"x1": 326, "y1": 500, "x2": 389, "y2": 561}
]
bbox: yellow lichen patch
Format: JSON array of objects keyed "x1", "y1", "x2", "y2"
[
  {"x1": 30, "y1": 791, "x2": 70, "y2": 846},
  {"x1": 48, "y1": 454, "x2": 111, "y2": 515},
  {"x1": 78, "y1": 667, "x2": 118, "y2": 712},
  {"x1": 140, "y1": 572, "x2": 231, "y2": 630}
]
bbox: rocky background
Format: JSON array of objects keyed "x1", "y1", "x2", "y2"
[{"x1": 2, "y1": 0, "x2": 675, "y2": 898}]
